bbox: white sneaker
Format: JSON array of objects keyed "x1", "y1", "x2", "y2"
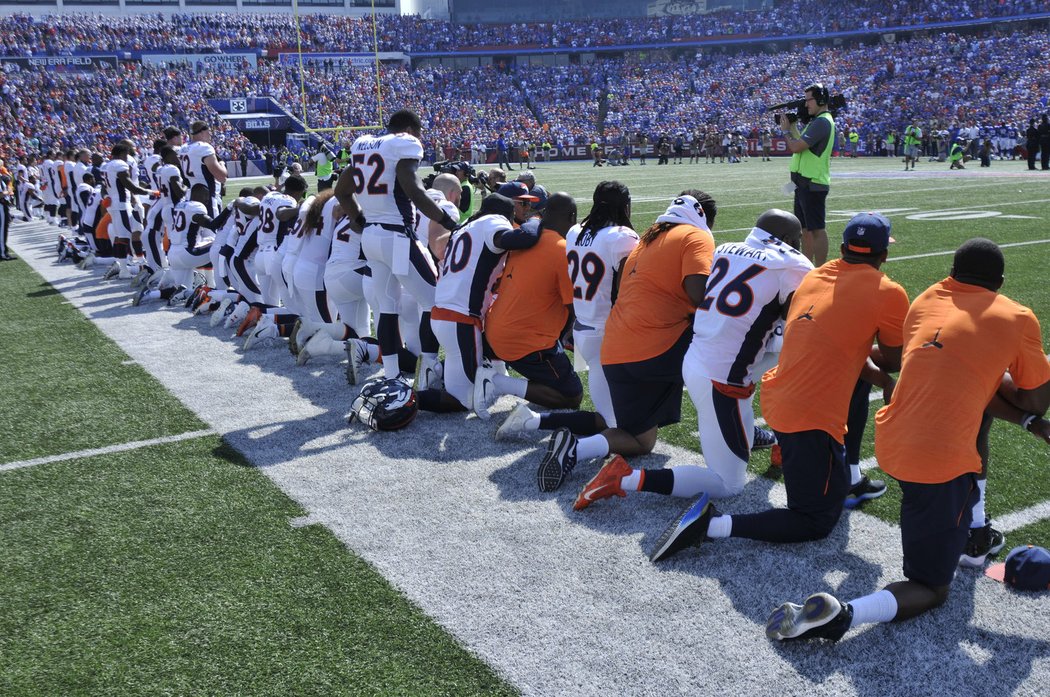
[
  {"x1": 345, "y1": 338, "x2": 369, "y2": 385},
  {"x1": 297, "y1": 331, "x2": 338, "y2": 366},
  {"x1": 473, "y1": 364, "x2": 498, "y2": 420},
  {"x1": 243, "y1": 317, "x2": 278, "y2": 350},
  {"x1": 117, "y1": 267, "x2": 133, "y2": 280},
  {"x1": 78, "y1": 253, "x2": 95, "y2": 270},
  {"x1": 224, "y1": 301, "x2": 249, "y2": 330},
  {"x1": 102, "y1": 262, "x2": 120, "y2": 280},
  {"x1": 497, "y1": 402, "x2": 537, "y2": 440},
  {"x1": 167, "y1": 287, "x2": 191, "y2": 306},
  {"x1": 210, "y1": 297, "x2": 233, "y2": 327},
  {"x1": 420, "y1": 357, "x2": 444, "y2": 391},
  {"x1": 191, "y1": 270, "x2": 207, "y2": 289}
]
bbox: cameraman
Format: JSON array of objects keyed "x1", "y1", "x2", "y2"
[{"x1": 781, "y1": 83, "x2": 835, "y2": 265}]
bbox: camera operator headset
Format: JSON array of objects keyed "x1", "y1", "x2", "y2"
[{"x1": 781, "y1": 83, "x2": 835, "y2": 265}]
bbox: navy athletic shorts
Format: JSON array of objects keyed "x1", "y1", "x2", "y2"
[
  {"x1": 604, "y1": 327, "x2": 692, "y2": 436},
  {"x1": 508, "y1": 342, "x2": 582, "y2": 398},
  {"x1": 898, "y1": 473, "x2": 978, "y2": 587}
]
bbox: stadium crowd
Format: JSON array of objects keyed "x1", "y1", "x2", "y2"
[
  {"x1": 3, "y1": 25, "x2": 1049, "y2": 169},
  {"x1": 0, "y1": 0, "x2": 1046, "y2": 56}
]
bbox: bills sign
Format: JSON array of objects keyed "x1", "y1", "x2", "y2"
[
  {"x1": 277, "y1": 52, "x2": 406, "y2": 68},
  {"x1": 0, "y1": 55, "x2": 119, "y2": 73},
  {"x1": 141, "y1": 53, "x2": 258, "y2": 70}
]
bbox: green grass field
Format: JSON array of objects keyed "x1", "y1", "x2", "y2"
[{"x1": 3, "y1": 156, "x2": 1048, "y2": 694}]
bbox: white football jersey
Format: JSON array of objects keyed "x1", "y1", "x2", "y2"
[
  {"x1": 141, "y1": 154, "x2": 162, "y2": 189},
  {"x1": 687, "y1": 228, "x2": 814, "y2": 387},
  {"x1": 100, "y1": 159, "x2": 133, "y2": 210},
  {"x1": 154, "y1": 163, "x2": 182, "y2": 207},
  {"x1": 42, "y1": 159, "x2": 60, "y2": 196},
  {"x1": 349, "y1": 132, "x2": 424, "y2": 228},
  {"x1": 298, "y1": 195, "x2": 337, "y2": 267},
  {"x1": 280, "y1": 195, "x2": 313, "y2": 257},
  {"x1": 234, "y1": 195, "x2": 260, "y2": 238},
  {"x1": 80, "y1": 185, "x2": 103, "y2": 229},
  {"x1": 257, "y1": 192, "x2": 296, "y2": 248},
  {"x1": 565, "y1": 224, "x2": 639, "y2": 332},
  {"x1": 435, "y1": 214, "x2": 514, "y2": 319},
  {"x1": 62, "y1": 161, "x2": 75, "y2": 193},
  {"x1": 75, "y1": 183, "x2": 95, "y2": 215},
  {"x1": 181, "y1": 141, "x2": 220, "y2": 199},
  {"x1": 170, "y1": 200, "x2": 210, "y2": 250}
]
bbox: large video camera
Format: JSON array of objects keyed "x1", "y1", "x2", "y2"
[
  {"x1": 768, "y1": 93, "x2": 847, "y2": 129},
  {"x1": 430, "y1": 160, "x2": 488, "y2": 187}
]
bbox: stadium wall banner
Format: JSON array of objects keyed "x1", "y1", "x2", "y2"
[
  {"x1": 0, "y1": 55, "x2": 119, "y2": 73},
  {"x1": 276, "y1": 52, "x2": 408, "y2": 67},
  {"x1": 141, "y1": 53, "x2": 258, "y2": 69},
  {"x1": 442, "y1": 138, "x2": 794, "y2": 163},
  {"x1": 228, "y1": 116, "x2": 292, "y2": 131}
]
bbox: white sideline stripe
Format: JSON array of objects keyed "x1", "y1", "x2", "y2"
[
  {"x1": 888, "y1": 238, "x2": 1050, "y2": 262},
  {"x1": 0, "y1": 429, "x2": 217, "y2": 472},
  {"x1": 996, "y1": 500, "x2": 1050, "y2": 534}
]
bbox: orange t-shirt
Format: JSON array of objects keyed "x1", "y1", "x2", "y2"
[
  {"x1": 601, "y1": 224, "x2": 715, "y2": 364},
  {"x1": 485, "y1": 228, "x2": 574, "y2": 361},
  {"x1": 760, "y1": 258, "x2": 909, "y2": 442},
  {"x1": 876, "y1": 278, "x2": 1050, "y2": 484}
]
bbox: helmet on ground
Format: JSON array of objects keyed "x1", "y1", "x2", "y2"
[{"x1": 348, "y1": 377, "x2": 418, "y2": 431}]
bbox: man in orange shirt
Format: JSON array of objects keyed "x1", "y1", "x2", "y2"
[
  {"x1": 767, "y1": 238, "x2": 1050, "y2": 642},
  {"x1": 479, "y1": 193, "x2": 584, "y2": 414},
  {"x1": 649, "y1": 212, "x2": 909, "y2": 562},
  {"x1": 535, "y1": 191, "x2": 717, "y2": 493}
]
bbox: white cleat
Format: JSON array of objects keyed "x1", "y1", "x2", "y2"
[
  {"x1": 345, "y1": 338, "x2": 369, "y2": 385},
  {"x1": 102, "y1": 262, "x2": 120, "y2": 280},
  {"x1": 496, "y1": 402, "x2": 537, "y2": 440},
  {"x1": 243, "y1": 318, "x2": 278, "y2": 350},
  {"x1": 210, "y1": 297, "x2": 233, "y2": 327},
  {"x1": 472, "y1": 364, "x2": 498, "y2": 420},
  {"x1": 419, "y1": 357, "x2": 444, "y2": 391},
  {"x1": 224, "y1": 301, "x2": 249, "y2": 330}
]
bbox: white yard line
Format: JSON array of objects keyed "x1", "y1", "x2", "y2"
[
  {"x1": 995, "y1": 500, "x2": 1050, "y2": 534},
  {"x1": 0, "y1": 429, "x2": 216, "y2": 473},
  {"x1": 888, "y1": 238, "x2": 1050, "y2": 262}
]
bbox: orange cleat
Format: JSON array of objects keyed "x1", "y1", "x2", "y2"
[
  {"x1": 573, "y1": 454, "x2": 632, "y2": 511},
  {"x1": 770, "y1": 443, "x2": 782, "y2": 468},
  {"x1": 236, "y1": 306, "x2": 263, "y2": 337}
]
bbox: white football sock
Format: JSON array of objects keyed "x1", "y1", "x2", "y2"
[
  {"x1": 621, "y1": 470, "x2": 642, "y2": 492},
  {"x1": 847, "y1": 589, "x2": 898, "y2": 628},
  {"x1": 492, "y1": 373, "x2": 528, "y2": 399},
  {"x1": 850, "y1": 463, "x2": 862, "y2": 486},
  {"x1": 576, "y1": 434, "x2": 610, "y2": 462},
  {"x1": 707, "y1": 514, "x2": 732, "y2": 539}
]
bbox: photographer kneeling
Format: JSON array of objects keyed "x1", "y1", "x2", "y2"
[{"x1": 781, "y1": 84, "x2": 835, "y2": 265}]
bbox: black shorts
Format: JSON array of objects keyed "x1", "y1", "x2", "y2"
[
  {"x1": 604, "y1": 327, "x2": 691, "y2": 436},
  {"x1": 793, "y1": 183, "x2": 828, "y2": 231},
  {"x1": 508, "y1": 343, "x2": 582, "y2": 398},
  {"x1": 776, "y1": 428, "x2": 850, "y2": 526},
  {"x1": 898, "y1": 473, "x2": 978, "y2": 587}
]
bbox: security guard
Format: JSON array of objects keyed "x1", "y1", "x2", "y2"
[{"x1": 782, "y1": 83, "x2": 835, "y2": 265}]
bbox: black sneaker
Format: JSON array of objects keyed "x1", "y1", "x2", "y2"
[
  {"x1": 536, "y1": 428, "x2": 578, "y2": 493},
  {"x1": 753, "y1": 427, "x2": 777, "y2": 450},
  {"x1": 844, "y1": 475, "x2": 887, "y2": 509},
  {"x1": 959, "y1": 523, "x2": 1005, "y2": 568},
  {"x1": 650, "y1": 494, "x2": 715, "y2": 562},
  {"x1": 766, "y1": 592, "x2": 853, "y2": 642}
]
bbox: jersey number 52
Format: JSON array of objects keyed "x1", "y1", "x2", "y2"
[{"x1": 349, "y1": 154, "x2": 389, "y2": 195}]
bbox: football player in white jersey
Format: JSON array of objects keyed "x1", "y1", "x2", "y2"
[
  {"x1": 573, "y1": 209, "x2": 814, "y2": 511},
  {"x1": 494, "y1": 181, "x2": 636, "y2": 435},
  {"x1": 334, "y1": 109, "x2": 459, "y2": 384},
  {"x1": 423, "y1": 193, "x2": 538, "y2": 413},
  {"x1": 41, "y1": 151, "x2": 62, "y2": 226},
  {"x1": 230, "y1": 176, "x2": 307, "y2": 335},
  {"x1": 133, "y1": 184, "x2": 231, "y2": 307},
  {"x1": 100, "y1": 142, "x2": 152, "y2": 279},
  {"x1": 69, "y1": 149, "x2": 91, "y2": 224},
  {"x1": 182, "y1": 121, "x2": 227, "y2": 216},
  {"x1": 137, "y1": 145, "x2": 182, "y2": 289}
]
